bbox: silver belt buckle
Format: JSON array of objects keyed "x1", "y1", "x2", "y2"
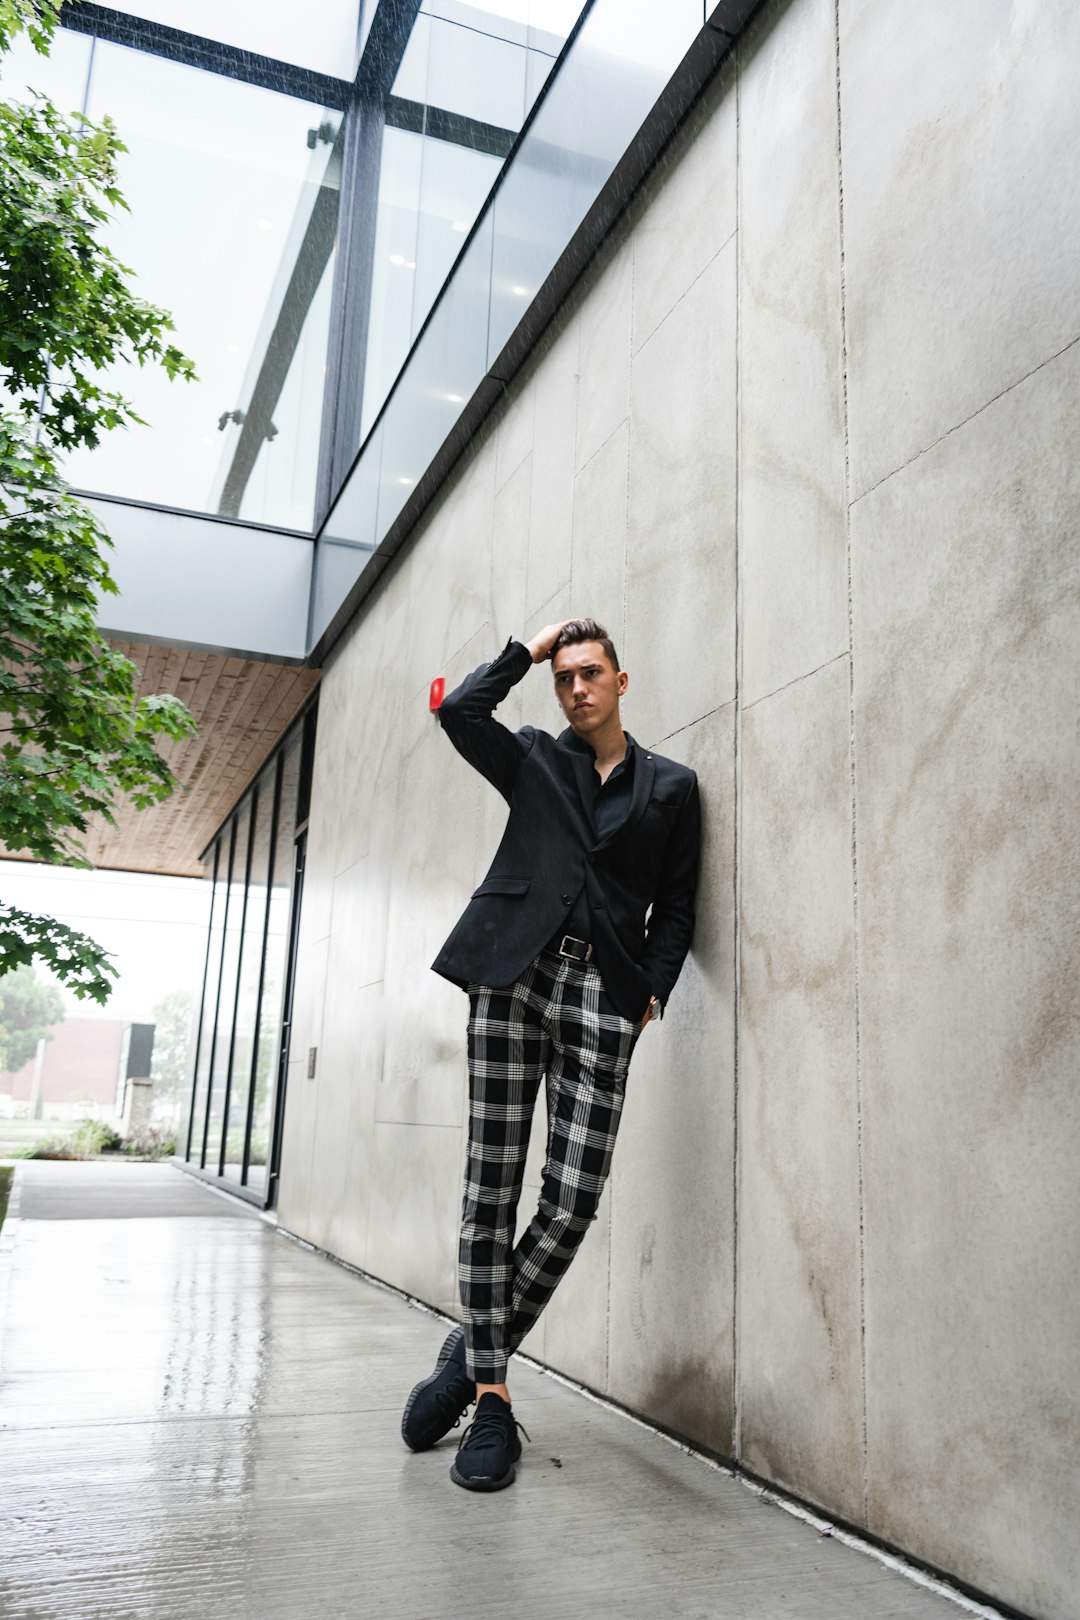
[{"x1": 559, "y1": 934, "x2": 593, "y2": 962}]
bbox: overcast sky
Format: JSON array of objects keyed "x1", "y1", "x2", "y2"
[{"x1": 0, "y1": 862, "x2": 210, "y2": 1027}]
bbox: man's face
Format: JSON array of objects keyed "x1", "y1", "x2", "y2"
[{"x1": 551, "y1": 640, "x2": 628, "y2": 738}]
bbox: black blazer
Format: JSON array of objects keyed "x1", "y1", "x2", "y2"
[{"x1": 431, "y1": 640, "x2": 701, "y2": 1020}]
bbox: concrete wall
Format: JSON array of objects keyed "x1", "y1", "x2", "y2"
[{"x1": 276, "y1": 2, "x2": 1080, "y2": 1613}]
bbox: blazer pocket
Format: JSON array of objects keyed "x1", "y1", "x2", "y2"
[{"x1": 471, "y1": 875, "x2": 531, "y2": 898}]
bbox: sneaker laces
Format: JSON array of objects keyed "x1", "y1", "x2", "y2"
[
  {"x1": 456, "y1": 1403, "x2": 531, "y2": 1454},
  {"x1": 430, "y1": 1378, "x2": 473, "y2": 1426}
]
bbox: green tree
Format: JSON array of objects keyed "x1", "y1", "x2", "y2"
[
  {"x1": 0, "y1": 961, "x2": 63, "y2": 1072},
  {"x1": 149, "y1": 988, "x2": 193, "y2": 1104},
  {"x1": 0, "y1": 1, "x2": 198, "y2": 1001}
]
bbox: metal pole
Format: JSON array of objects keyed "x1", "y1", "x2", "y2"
[{"x1": 29, "y1": 1037, "x2": 46, "y2": 1122}]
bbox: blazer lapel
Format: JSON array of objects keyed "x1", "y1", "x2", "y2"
[
  {"x1": 590, "y1": 734, "x2": 655, "y2": 849},
  {"x1": 558, "y1": 728, "x2": 598, "y2": 834},
  {"x1": 569, "y1": 749, "x2": 598, "y2": 834},
  {"x1": 622, "y1": 741, "x2": 655, "y2": 837}
]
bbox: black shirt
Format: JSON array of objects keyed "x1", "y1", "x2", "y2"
[{"x1": 561, "y1": 732, "x2": 636, "y2": 943}]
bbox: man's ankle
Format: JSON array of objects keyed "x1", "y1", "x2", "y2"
[{"x1": 475, "y1": 1381, "x2": 510, "y2": 1404}]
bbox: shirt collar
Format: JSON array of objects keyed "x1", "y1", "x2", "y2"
[{"x1": 560, "y1": 728, "x2": 636, "y2": 765}]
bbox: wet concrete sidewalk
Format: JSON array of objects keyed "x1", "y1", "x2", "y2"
[{"x1": 0, "y1": 1162, "x2": 998, "y2": 1620}]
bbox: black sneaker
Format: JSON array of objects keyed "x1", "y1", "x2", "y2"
[
  {"x1": 401, "y1": 1326, "x2": 476, "y2": 1452},
  {"x1": 449, "y1": 1392, "x2": 529, "y2": 1492}
]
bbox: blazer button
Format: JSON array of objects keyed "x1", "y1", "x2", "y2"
[{"x1": 561, "y1": 893, "x2": 572, "y2": 905}]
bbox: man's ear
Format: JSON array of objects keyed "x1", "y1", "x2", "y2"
[{"x1": 617, "y1": 670, "x2": 629, "y2": 696}]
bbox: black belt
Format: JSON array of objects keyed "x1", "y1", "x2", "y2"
[{"x1": 552, "y1": 933, "x2": 593, "y2": 963}]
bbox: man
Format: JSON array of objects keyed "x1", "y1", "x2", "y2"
[{"x1": 400, "y1": 618, "x2": 701, "y2": 1491}]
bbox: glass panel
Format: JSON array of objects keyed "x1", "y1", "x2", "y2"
[
  {"x1": 422, "y1": 13, "x2": 527, "y2": 129},
  {"x1": 391, "y1": 11, "x2": 432, "y2": 103},
  {"x1": 422, "y1": 0, "x2": 583, "y2": 39},
  {"x1": 359, "y1": 6, "x2": 539, "y2": 443},
  {"x1": 203, "y1": 811, "x2": 249, "y2": 1169},
  {"x1": 237, "y1": 249, "x2": 337, "y2": 530},
  {"x1": 59, "y1": 41, "x2": 340, "y2": 527},
  {"x1": 187, "y1": 840, "x2": 225, "y2": 1162},
  {"x1": 89, "y1": 1, "x2": 363, "y2": 81},
  {"x1": 310, "y1": 417, "x2": 382, "y2": 648},
  {"x1": 417, "y1": 1, "x2": 580, "y2": 104},
  {"x1": 359, "y1": 126, "x2": 501, "y2": 444},
  {"x1": 0, "y1": 23, "x2": 92, "y2": 112},
  {"x1": 319, "y1": 0, "x2": 702, "y2": 638},
  {"x1": 222, "y1": 773, "x2": 274, "y2": 1183},
  {"x1": 247, "y1": 735, "x2": 301, "y2": 1194},
  {"x1": 487, "y1": 0, "x2": 702, "y2": 360},
  {"x1": 412, "y1": 137, "x2": 503, "y2": 342},
  {"x1": 375, "y1": 211, "x2": 494, "y2": 535},
  {"x1": 358, "y1": 125, "x2": 423, "y2": 443}
]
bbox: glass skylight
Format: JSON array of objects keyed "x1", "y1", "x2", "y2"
[{"x1": 90, "y1": 0, "x2": 362, "y2": 80}]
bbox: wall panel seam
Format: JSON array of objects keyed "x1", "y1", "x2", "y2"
[
  {"x1": 731, "y1": 39, "x2": 743, "y2": 1462},
  {"x1": 848, "y1": 327, "x2": 1080, "y2": 512},
  {"x1": 632, "y1": 225, "x2": 738, "y2": 362},
  {"x1": 574, "y1": 414, "x2": 631, "y2": 480},
  {"x1": 833, "y1": 0, "x2": 869, "y2": 1528},
  {"x1": 740, "y1": 650, "x2": 850, "y2": 714}
]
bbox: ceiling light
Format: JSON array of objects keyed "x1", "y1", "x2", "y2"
[
  {"x1": 511, "y1": 284, "x2": 528, "y2": 297},
  {"x1": 451, "y1": 219, "x2": 468, "y2": 233},
  {"x1": 398, "y1": 476, "x2": 413, "y2": 485},
  {"x1": 445, "y1": 392, "x2": 464, "y2": 403},
  {"x1": 389, "y1": 253, "x2": 405, "y2": 265}
]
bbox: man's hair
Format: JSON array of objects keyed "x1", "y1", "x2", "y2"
[{"x1": 551, "y1": 618, "x2": 620, "y2": 672}]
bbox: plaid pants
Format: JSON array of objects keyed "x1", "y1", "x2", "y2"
[{"x1": 461, "y1": 948, "x2": 642, "y2": 1381}]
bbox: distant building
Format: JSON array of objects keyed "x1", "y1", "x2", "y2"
[{"x1": 1, "y1": 1020, "x2": 126, "y2": 1112}]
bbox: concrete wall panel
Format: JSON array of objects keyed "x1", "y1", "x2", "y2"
[
  {"x1": 490, "y1": 457, "x2": 532, "y2": 648},
  {"x1": 631, "y1": 64, "x2": 737, "y2": 355},
  {"x1": 853, "y1": 344, "x2": 1080, "y2": 1616},
  {"x1": 737, "y1": 658, "x2": 862, "y2": 1520},
  {"x1": 626, "y1": 242, "x2": 737, "y2": 747},
  {"x1": 738, "y1": 0, "x2": 848, "y2": 706},
  {"x1": 494, "y1": 375, "x2": 535, "y2": 495},
  {"x1": 608, "y1": 707, "x2": 736, "y2": 1455},
  {"x1": 335, "y1": 981, "x2": 384, "y2": 1272},
  {"x1": 537, "y1": 1182, "x2": 612, "y2": 1394},
  {"x1": 365, "y1": 1121, "x2": 461, "y2": 1317},
  {"x1": 840, "y1": 0, "x2": 1080, "y2": 498},
  {"x1": 405, "y1": 448, "x2": 493, "y2": 677},
  {"x1": 575, "y1": 241, "x2": 633, "y2": 472},
  {"x1": 379, "y1": 723, "x2": 481, "y2": 1131},
  {"x1": 526, "y1": 316, "x2": 579, "y2": 619},
  {"x1": 570, "y1": 418, "x2": 629, "y2": 656}
]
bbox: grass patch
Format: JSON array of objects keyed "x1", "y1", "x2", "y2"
[{"x1": 0, "y1": 1166, "x2": 12, "y2": 1233}]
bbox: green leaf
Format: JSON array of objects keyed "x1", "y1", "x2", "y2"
[{"x1": 0, "y1": 904, "x2": 117, "y2": 1003}]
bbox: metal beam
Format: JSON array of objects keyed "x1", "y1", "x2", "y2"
[
  {"x1": 57, "y1": 2, "x2": 352, "y2": 107},
  {"x1": 314, "y1": 1, "x2": 425, "y2": 524}
]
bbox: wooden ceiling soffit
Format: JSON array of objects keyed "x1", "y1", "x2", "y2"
[{"x1": 2, "y1": 640, "x2": 319, "y2": 878}]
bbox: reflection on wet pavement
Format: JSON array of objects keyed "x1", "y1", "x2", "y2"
[{"x1": 0, "y1": 1163, "x2": 980, "y2": 1620}]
